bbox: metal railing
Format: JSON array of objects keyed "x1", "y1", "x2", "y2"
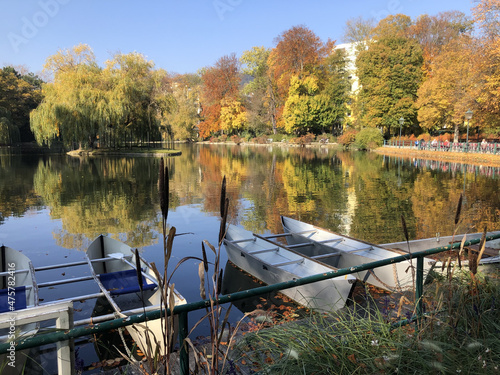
[
  {"x1": 385, "y1": 140, "x2": 500, "y2": 154},
  {"x1": 1, "y1": 234, "x2": 499, "y2": 374}
]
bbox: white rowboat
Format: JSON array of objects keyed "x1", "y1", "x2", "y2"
[
  {"x1": 280, "y1": 216, "x2": 435, "y2": 291},
  {"x1": 223, "y1": 225, "x2": 357, "y2": 311},
  {"x1": 86, "y1": 235, "x2": 187, "y2": 354},
  {"x1": 0, "y1": 245, "x2": 39, "y2": 375},
  {"x1": 380, "y1": 232, "x2": 500, "y2": 273}
]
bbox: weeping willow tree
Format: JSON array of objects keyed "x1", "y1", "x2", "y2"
[
  {"x1": 31, "y1": 44, "x2": 174, "y2": 149},
  {"x1": 0, "y1": 108, "x2": 20, "y2": 144},
  {"x1": 104, "y1": 53, "x2": 174, "y2": 147}
]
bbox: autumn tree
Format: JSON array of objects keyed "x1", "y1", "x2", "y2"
[
  {"x1": 268, "y1": 25, "x2": 333, "y2": 128},
  {"x1": 356, "y1": 15, "x2": 423, "y2": 137},
  {"x1": 409, "y1": 11, "x2": 472, "y2": 76},
  {"x1": 342, "y1": 16, "x2": 375, "y2": 53},
  {"x1": 472, "y1": 0, "x2": 500, "y2": 128},
  {"x1": 240, "y1": 47, "x2": 275, "y2": 134},
  {"x1": 163, "y1": 73, "x2": 201, "y2": 140},
  {"x1": 416, "y1": 36, "x2": 476, "y2": 140},
  {"x1": 199, "y1": 54, "x2": 240, "y2": 138}
]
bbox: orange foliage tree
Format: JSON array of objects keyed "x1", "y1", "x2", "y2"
[
  {"x1": 267, "y1": 25, "x2": 333, "y2": 128},
  {"x1": 472, "y1": 0, "x2": 500, "y2": 128},
  {"x1": 416, "y1": 36, "x2": 476, "y2": 139},
  {"x1": 198, "y1": 54, "x2": 240, "y2": 139},
  {"x1": 409, "y1": 11, "x2": 472, "y2": 76}
]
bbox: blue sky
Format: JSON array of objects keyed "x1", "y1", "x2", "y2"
[{"x1": 1, "y1": 0, "x2": 475, "y2": 76}]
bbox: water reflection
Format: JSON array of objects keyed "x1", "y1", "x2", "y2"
[
  {"x1": 0, "y1": 144, "x2": 499, "y2": 372},
  {"x1": 0, "y1": 145, "x2": 499, "y2": 248}
]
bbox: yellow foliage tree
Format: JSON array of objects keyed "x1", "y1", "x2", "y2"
[{"x1": 219, "y1": 97, "x2": 247, "y2": 133}]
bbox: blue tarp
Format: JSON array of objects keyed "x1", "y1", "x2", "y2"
[{"x1": 99, "y1": 269, "x2": 156, "y2": 295}]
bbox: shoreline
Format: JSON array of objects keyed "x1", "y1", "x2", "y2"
[{"x1": 374, "y1": 146, "x2": 500, "y2": 168}]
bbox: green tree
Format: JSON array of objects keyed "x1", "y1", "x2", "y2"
[
  {"x1": 240, "y1": 46, "x2": 275, "y2": 134},
  {"x1": 0, "y1": 67, "x2": 43, "y2": 143},
  {"x1": 320, "y1": 48, "x2": 350, "y2": 135},
  {"x1": 355, "y1": 127, "x2": 384, "y2": 150},
  {"x1": 163, "y1": 73, "x2": 201, "y2": 141},
  {"x1": 282, "y1": 75, "x2": 335, "y2": 134},
  {"x1": 356, "y1": 15, "x2": 423, "y2": 137}
]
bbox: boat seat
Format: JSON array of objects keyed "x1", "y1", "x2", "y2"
[
  {"x1": 248, "y1": 247, "x2": 279, "y2": 255},
  {"x1": 99, "y1": 269, "x2": 156, "y2": 295},
  {"x1": 271, "y1": 259, "x2": 304, "y2": 267},
  {"x1": 311, "y1": 253, "x2": 341, "y2": 260},
  {"x1": 0, "y1": 286, "x2": 26, "y2": 313}
]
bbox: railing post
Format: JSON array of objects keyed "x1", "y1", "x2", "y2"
[
  {"x1": 415, "y1": 256, "x2": 424, "y2": 329},
  {"x1": 179, "y1": 311, "x2": 189, "y2": 375}
]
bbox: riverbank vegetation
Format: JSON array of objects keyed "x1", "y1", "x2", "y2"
[
  {"x1": 230, "y1": 269, "x2": 500, "y2": 374},
  {"x1": 1, "y1": 0, "x2": 499, "y2": 151}
]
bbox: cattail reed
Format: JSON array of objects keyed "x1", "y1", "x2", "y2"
[
  {"x1": 455, "y1": 193, "x2": 463, "y2": 226},
  {"x1": 201, "y1": 241, "x2": 209, "y2": 272},
  {"x1": 159, "y1": 158, "x2": 169, "y2": 224},
  {"x1": 220, "y1": 175, "x2": 226, "y2": 218},
  {"x1": 401, "y1": 214, "x2": 409, "y2": 244},
  {"x1": 219, "y1": 197, "x2": 229, "y2": 245},
  {"x1": 134, "y1": 248, "x2": 144, "y2": 292}
]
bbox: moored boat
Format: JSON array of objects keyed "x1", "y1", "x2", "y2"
[
  {"x1": 86, "y1": 235, "x2": 187, "y2": 353},
  {"x1": 0, "y1": 245, "x2": 39, "y2": 375},
  {"x1": 280, "y1": 216, "x2": 435, "y2": 291},
  {"x1": 223, "y1": 225, "x2": 357, "y2": 311},
  {"x1": 380, "y1": 232, "x2": 500, "y2": 273}
]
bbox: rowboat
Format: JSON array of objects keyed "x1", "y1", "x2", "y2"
[
  {"x1": 280, "y1": 216, "x2": 435, "y2": 291},
  {"x1": 0, "y1": 245, "x2": 39, "y2": 374},
  {"x1": 223, "y1": 225, "x2": 357, "y2": 311},
  {"x1": 0, "y1": 245, "x2": 38, "y2": 317},
  {"x1": 86, "y1": 235, "x2": 187, "y2": 354},
  {"x1": 380, "y1": 232, "x2": 500, "y2": 273}
]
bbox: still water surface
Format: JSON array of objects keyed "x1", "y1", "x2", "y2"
[{"x1": 1, "y1": 144, "x2": 499, "y2": 372}]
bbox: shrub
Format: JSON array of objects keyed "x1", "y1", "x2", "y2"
[
  {"x1": 355, "y1": 128, "x2": 384, "y2": 150},
  {"x1": 291, "y1": 133, "x2": 315, "y2": 147},
  {"x1": 230, "y1": 134, "x2": 243, "y2": 145},
  {"x1": 251, "y1": 135, "x2": 269, "y2": 144},
  {"x1": 219, "y1": 134, "x2": 228, "y2": 143},
  {"x1": 337, "y1": 130, "x2": 359, "y2": 148}
]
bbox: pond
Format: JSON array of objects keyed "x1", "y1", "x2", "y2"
[{"x1": 1, "y1": 143, "x2": 499, "y2": 373}]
